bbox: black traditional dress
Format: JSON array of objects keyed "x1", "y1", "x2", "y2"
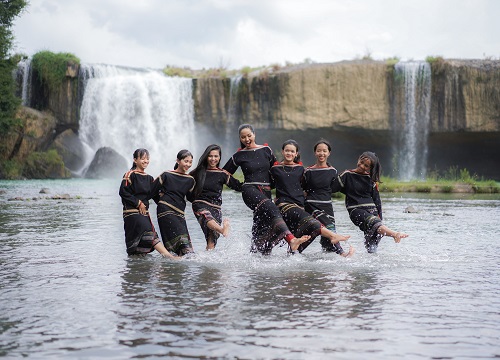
[
  {"x1": 331, "y1": 170, "x2": 383, "y2": 251},
  {"x1": 270, "y1": 162, "x2": 322, "y2": 253},
  {"x1": 152, "y1": 170, "x2": 196, "y2": 256},
  {"x1": 190, "y1": 168, "x2": 242, "y2": 247},
  {"x1": 223, "y1": 145, "x2": 294, "y2": 255},
  {"x1": 119, "y1": 169, "x2": 160, "y2": 255},
  {"x1": 303, "y1": 165, "x2": 345, "y2": 254}
]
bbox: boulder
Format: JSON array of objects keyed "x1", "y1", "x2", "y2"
[
  {"x1": 84, "y1": 147, "x2": 128, "y2": 179},
  {"x1": 51, "y1": 129, "x2": 87, "y2": 172}
]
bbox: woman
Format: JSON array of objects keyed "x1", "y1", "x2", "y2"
[
  {"x1": 189, "y1": 144, "x2": 243, "y2": 250},
  {"x1": 270, "y1": 140, "x2": 352, "y2": 256},
  {"x1": 332, "y1": 151, "x2": 408, "y2": 253},
  {"x1": 222, "y1": 124, "x2": 310, "y2": 255},
  {"x1": 119, "y1": 148, "x2": 177, "y2": 259},
  {"x1": 152, "y1": 149, "x2": 196, "y2": 256},
  {"x1": 303, "y1": 139, "x2": 349, "y2": 255}
]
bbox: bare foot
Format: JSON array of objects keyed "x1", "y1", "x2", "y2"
[
  {"x1": 161, "y1": 251, "x2": 180, "y2": 260},
  {"x1": 330, "y1": 233, "x2": 350, "y2": 244},
  {"x1": 394, "y1": 232, "x2": 409, "y2": 243},
  {"x1": 289, "y1": 235, "x2": 311, "y2": 252},
  {"x1": 341, "y1": 245, "x2": 355, "y2": 257},
  {"x1": 222, "y1": 218, "x2": 230, "y2": 238}
]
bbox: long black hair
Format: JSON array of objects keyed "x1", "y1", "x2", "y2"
[
  {"x1": 359, "y1": 151, "x2": 381, "y2": 183},
  {"x1": 131, "y1": 148, "x2": 150, "y2": 170},
  {"x1": 173, "y1": 149, "x2": 193, "y2": 170},
  {"x1": 190, "y1": 144, "x2": 221, "y2": 197},
  {"x1": 282, "y1": 139, "x2": 301, "y2": 163},
  {"x1": 313, "y1": 139, "x2": 332, "y2": 166},
  {"x1": 238, "y1": 123, "x2": 254, "y2": 149}
]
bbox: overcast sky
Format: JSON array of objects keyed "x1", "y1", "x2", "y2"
[{"x1": 12, "y1": 0, "x2": 500, "y2": 70}]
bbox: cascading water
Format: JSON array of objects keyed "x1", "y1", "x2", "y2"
[
  {"x1": 223, "y1": 75, "x2": 242, "y2": 150},
  {"x1": 78, "y1": 64, "x2": 196, "y2": 177},
  {"x1": 16, "y1": 58, "x2": 32, "y2": 106},
  {"x1": 393, "y1": 61, "x2": 431, "y2": 180}
]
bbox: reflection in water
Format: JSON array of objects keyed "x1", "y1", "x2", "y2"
[{"x1": 1, "y1": 179, "x2": 500, "y2": 358}]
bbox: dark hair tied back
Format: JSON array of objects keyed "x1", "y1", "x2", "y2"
[
  {"x1": 282, "y1": 139, "x2": 301, "y2": 163},
  {"x1": 238, "y1": 124, "x2": 254, "y2": 149},
  {"x1": 131, "y1": 148, "x2": 150, "y2": 170},
  {"x1": 174, "y1": 149, "x2": 193, "y2": 170},
  {"x1": 360, "y1": 151, "x2": 381, "y2": 183}
]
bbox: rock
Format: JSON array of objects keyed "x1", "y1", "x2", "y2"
[
  {"x1": 84, "y1": 147, "x2": 128, "y2": 179},
  {"x1": 51, "y1": 129, "x2": 87, "y2": 172},
  {"x1": 39, "y1": 188, "x2": 50, "y2": 194},
  {"x1": 404, "y1": 206, "x2": 418, "y2": 213}
]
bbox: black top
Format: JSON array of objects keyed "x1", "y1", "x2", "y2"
[
  {"x1": 191, "y1": 168, "x2": 242, "y2": 206},
  {"x1": 270, "y1": 162, "x2": 305, "y2": 206},
  {"x1": 152, "y1": 170, "x2": 195, "y2": 212},
  {"x1": 119, "y1": 170, "x2": 154, "y2": 210},
  {"x1": 223, "y1": 145, "x2": 276, "y2": 185},
  {"x1": 303, "y1": 165, "x2": 338, "y2": 204},
  {"x1": 331, "y1": 170, "x2": 383, "y2": 220}
]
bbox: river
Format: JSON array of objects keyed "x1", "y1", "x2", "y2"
[{"x1": 0, "y1": 179, "x2": 499, "y2": 359}]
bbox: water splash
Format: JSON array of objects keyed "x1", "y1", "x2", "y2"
[
  {"x1": 78, "y1": 64, "x2": 196, "y2": 176},
  {"x1": 393, "y1": 61, "x2": 431, "y2": 180}
]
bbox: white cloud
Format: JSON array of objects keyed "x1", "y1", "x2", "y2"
[{"x1": 11, "y1": 0, "x2": 500, "y2": 69}]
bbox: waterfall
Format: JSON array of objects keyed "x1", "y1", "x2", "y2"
[
  {"x1": 16, "y1": 58, "x2": 32, "y2": 106},
  {"x1": 78, "y1": 64, "x2": 196, "y2": 177},
  {"x1": 223, "y1": 75, "x2": 242, "y2": 151},
  {"x1": 393, "y1": 61, "x2": 431, "y2": 180}
]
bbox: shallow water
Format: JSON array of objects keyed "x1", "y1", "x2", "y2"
[{"x1": 0, "y1": 179, "x2": 499, "y2": 359}]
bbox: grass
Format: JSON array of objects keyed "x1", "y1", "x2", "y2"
[
  {"x1": 378, "y1": 167, "x2": 500, "y2": 194},
  {"x1": 31, "y1": 51, "x2": 80, "y2": 93}
]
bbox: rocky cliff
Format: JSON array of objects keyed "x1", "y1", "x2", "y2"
[
  {"x1": 193, "y1": 59, "x2": 500, "y2": 133},
  {"x1": 5, "y1": 58, "x2": 500, "y2": 179}
]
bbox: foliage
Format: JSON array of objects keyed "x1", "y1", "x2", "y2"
[
  {"x1": 31, "y1": 51, "x2": 80, "y2": 93},
  {"x1": 0, "y1": 0, "x2": 28, "y2": 134},
  {"x1": 0, "y1": 159, "x2": 22, "y2": 179},
  {"x1": 0, "y1": 58, "x2": 22, "y2": 134},
  {"x1": 425, "y1": 55, "x2": 444, "y2": 64},
  {"x1": 22, "y1": 149, "x2": 70, "y2": 179},
  {"x1": 385, "y1": 57, "x2": 400, "y2": 66},
  {"x1": 378, "y1": 167, "x2": 500, "y2": 194},
  {"x1": 163, "y1": 65, "x2": 194, "y2": 78}
]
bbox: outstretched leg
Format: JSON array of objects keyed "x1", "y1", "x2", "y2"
[
  {"x1": 288, "y1": 234, "x2": 311, "y2": 252},
  {"x1": 154, "y1": 242, "x2": 179, "y2": 260},
  {"x1": 207, "y1": 218, "x2": 230, "y2": 238},
  {"x1": 377, "y1": 225, "x2": 409, "y2": 243}
]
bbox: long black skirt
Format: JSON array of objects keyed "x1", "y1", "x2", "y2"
[
  {"x1": 157, "y1": 204, "x2": 194, "y2": 256},
  {"x1": 242, "y1": 184, "x2": 292, "y2": 255},
  {"x1": 348, "y1": 206, "x2": 383, "y2": 249},
  {"x1": 305, "y1": 201, "x2": 345, "y2": 254},
  {"x1": 123, "y1": 210, "x2": 160, "y2": 255},
  {"x1": 192, "y1": 201, "x2": 222, "y2": 247},
  {"x1": 278, "y1": 202, "x2": 321, "y2": 253}
]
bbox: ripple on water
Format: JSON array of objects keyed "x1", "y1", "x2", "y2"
[{"x1": 1, "y1": 180, "x2": 500, "y2": 358}]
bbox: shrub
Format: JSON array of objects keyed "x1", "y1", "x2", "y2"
[
  {"x1": 0, "y1": 159, "x2": 22, "y2": 179},
  {"x1": 22, "y1": 149, "x2": 71, "y2": 179},
  {"x1": 31, "y1": 51, "x2": 80, "y2": 94}
]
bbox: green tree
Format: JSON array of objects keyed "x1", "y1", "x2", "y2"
[{"x1": 0, "y1": 0, "x2": 29, "y2": 133}]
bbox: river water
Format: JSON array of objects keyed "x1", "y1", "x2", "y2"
[{"x1": 0, "y1": 179, "x2": 499, "y2": 359}]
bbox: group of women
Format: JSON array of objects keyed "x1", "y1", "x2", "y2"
[{"x1": 119, "y1": 124, "x2": 408, "y2": 259}]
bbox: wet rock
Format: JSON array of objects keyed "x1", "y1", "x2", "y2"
[
  {"x1": 404, "y1": 206, "x2": 418, "y2": 213},
  {"x1": 39, "y1": 188, "x2": 50, "y2": 194},
  {"x1": 84, "y1": 147, "x2": 128, "y2": 179}
]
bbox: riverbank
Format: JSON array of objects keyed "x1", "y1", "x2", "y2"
[{"x1": 378, "y1": 177, "x2": 499, "y2": 194}]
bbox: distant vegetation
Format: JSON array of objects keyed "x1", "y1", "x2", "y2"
[
  {"x1": 0, "y1": 0, "x2": 28, "y2": 134},
  {"x1": 379, "y1": 167, "x2": 499, "y2": 194},
  {"x1": 31, "y1": 51, "x2": 80, "y2": 94}
]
